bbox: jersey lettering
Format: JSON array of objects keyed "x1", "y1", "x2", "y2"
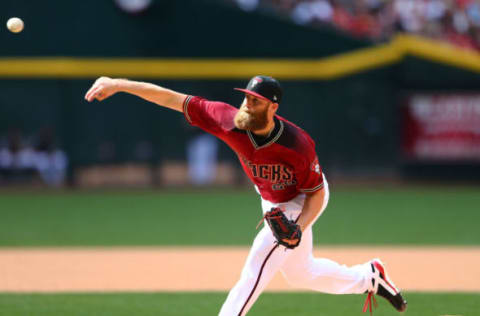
[
  {"x1": 259, "y1": 165, "x2": 269, "y2": 180},
  {"x1": 272, "y1": 180, "x2": 297, "y2": 191},
  {"x1": 243, "y1": 159, "x2": 293, "y2": 184},
  {"x1": 271, "y1": 165, "x2": 281, "y2": 182},
  {"x1": 250, "y1": 163, "x2": 258, "y2": 177},
  {"x1": 282, "y1": 166, "x2": 293, "y2": 181}
]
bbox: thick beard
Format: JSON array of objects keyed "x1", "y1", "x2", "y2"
[{"x1": 234, "y1": 109, "x2": 268, "y2": 131}]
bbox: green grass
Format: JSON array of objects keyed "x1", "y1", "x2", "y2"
[
  {"x1": 0, "y1": 186, "x2": 479, "y2": 246},
  {"x1": 0, "y1": 292, "x2": 478, "y2": 316}
]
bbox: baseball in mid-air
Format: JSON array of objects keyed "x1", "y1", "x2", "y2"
[{"x1": 6, "y1": 17, "x2": 24, "y2": 33}]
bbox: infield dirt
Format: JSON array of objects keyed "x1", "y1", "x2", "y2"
[{"x1": 1, "y1": 246, "x2": 479, "y2": 292}]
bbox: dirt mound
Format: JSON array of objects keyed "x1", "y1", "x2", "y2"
[{"x1": 1, "y1": 246, "x2": 479, "y2": 292}]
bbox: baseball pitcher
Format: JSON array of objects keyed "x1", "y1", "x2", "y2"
[{"x1": 85, "y1": 75, "x2": 407, "y2": 315}]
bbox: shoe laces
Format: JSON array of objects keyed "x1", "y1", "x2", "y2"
[{"x1": 362, "y1": 291, "x2": 378, "y2": 315}]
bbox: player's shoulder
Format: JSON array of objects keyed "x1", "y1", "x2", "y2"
[
  {"x1": 185, "y1": 95, "x2": 238, "y2": 126},
  {"x1": 186, "y1": 95, "x2": 237, "y2": 111},
  {"x1": 276, "y1": 116, "x2": 316, "y2": 154}
]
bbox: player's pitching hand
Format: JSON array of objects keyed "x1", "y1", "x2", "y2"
[{"x1": 85, "y1": 76, "x2": 119, "y2": 102}]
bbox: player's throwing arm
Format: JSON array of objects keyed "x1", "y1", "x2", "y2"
[{"x1": 85, "y1": 77, "x2": 187, "y2": 112}]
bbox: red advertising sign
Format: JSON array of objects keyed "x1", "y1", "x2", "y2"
[{"x1": 403, "y1": 94, "x2": 480, "y2": 161}]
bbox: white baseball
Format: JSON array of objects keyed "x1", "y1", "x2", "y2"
[{"x1": 7, "y1": 17, "x2": 24, "y2": 33}]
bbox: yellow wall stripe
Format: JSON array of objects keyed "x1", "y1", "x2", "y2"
[
  {"x1": 0, "y1": 34, "x2": 478, "y2": 79},
  {"x1": 396, "y1": 34, "x2": 480, "y2": 73}
]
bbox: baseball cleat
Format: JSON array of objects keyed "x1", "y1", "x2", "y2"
[{"x1": 363, "y1": 258, "x2": 407, "y2": 314}]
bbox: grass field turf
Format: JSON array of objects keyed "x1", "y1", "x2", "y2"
[
  {"x1": 0, "y1": 186, "x2": 479, "y2": 246},
  {"x1": 0, "y1": 292, "x2": 478, "y2": 316}
]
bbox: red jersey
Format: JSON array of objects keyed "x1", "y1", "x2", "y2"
[{"x1": 183, "y1": 96, "x2": 324, "y2": 203}]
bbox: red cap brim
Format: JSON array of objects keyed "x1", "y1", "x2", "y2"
[{"x1": 234, "y1": 88, "x2": 272, "y2": 102}]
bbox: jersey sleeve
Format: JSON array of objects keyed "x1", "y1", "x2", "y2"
[
  {"x1": 296, "y1": 154, "x2": 324, "y2": 193},
  {"x1": 183, "y1": 95, "x2": 236, "y2": 135}
]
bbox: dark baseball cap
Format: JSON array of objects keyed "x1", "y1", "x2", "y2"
[{"x1": 234, "y1": 75, "x2": 282, "y2": 104}]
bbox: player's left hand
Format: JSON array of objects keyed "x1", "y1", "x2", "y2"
[{"x1": 263, "y1": 207, "x2": 302, "y2": 249}]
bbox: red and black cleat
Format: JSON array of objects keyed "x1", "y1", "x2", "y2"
[{"x1": 363, "y1": 259, "x2": 407, "y2": 314}]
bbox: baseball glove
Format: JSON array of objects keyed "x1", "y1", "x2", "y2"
[{"x1": 262, "y1": 207, "x2": 302, "y2": 249}]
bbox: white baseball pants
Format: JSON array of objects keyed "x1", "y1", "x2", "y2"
[{"x1": 218, "y1": 177, "x2": 372, "y2": 316}]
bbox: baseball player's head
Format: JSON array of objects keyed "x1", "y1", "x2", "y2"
[{"x1": 234, "y1": 75, "x2": 283, "y2": 131}]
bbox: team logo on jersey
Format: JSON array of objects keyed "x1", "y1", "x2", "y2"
[{"x1": 310, "y1": 157, "x2": 321, "y2": 175}]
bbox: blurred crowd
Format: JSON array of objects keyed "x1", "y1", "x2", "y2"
[
  {"x1": 0, "y1": 128, "x2": 68, "y2": 187},
  {"x1": 232, "y1": 0, "x2": 480, "y2": 50}
]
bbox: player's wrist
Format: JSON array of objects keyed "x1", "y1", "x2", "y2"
[
  {"x1": 298, "y1": 222, "x2": 306, "y2": 232},
  {"x1": 112, "y1": 78, "x2": 126, "y2": 92},
  {"x1": 295, "y1": 215, "x2": 306, "y2": 232}
]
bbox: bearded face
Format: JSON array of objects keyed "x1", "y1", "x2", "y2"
[{"x1": 234, "y1": 98, "x2": 271, "y2": 131}]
